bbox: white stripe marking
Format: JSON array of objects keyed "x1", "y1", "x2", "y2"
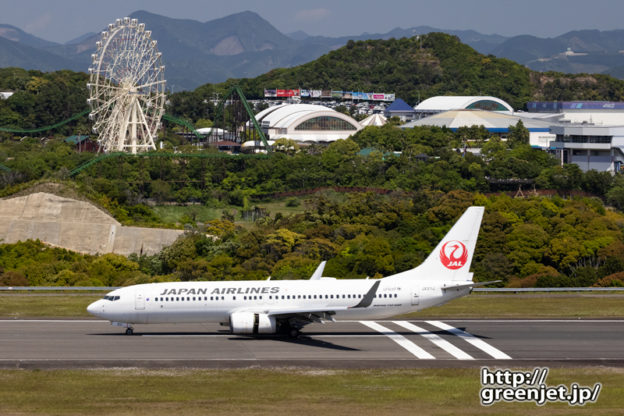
[
  {"x1": 426, "y1": 320, "x2": 511, "y2": 359},
  {"x1": 393, "y1": 321, "x2": 473, "y2": 360},
  {"x1": 360, "y1": 321, "x2": 434, "y2": 359}
]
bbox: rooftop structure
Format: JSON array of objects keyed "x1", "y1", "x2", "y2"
[
  {"x1": 527, "y1": 101, "x2": 624, "y2": 126},
  {"x1": 402, "y1": 109, "x2": 555, "y2": 149},
  {"x1": 360, "y1": 113, "x2": 387, "y2": 127},
  {"x1": 384, "y1": 98, "x2": 416, "y2": 121}
]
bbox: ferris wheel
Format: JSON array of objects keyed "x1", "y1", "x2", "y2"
[{"x1": 87, "y1": 17, "x2": 166, "y2": 153}]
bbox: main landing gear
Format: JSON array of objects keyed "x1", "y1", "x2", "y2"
[
  {"x1": 289, "y1": 328, "x2": 301, "y2": 339},
  {"x1": 125, "y1": 327, "x2": 134, "y2": 335}
]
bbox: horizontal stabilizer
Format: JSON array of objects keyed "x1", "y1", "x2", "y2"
[{"x1": 441, "y1": 280, "x2": 502, "y2": 291}]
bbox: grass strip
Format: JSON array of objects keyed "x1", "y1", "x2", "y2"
[{"x1": 0, "y1": 367, "x2": 621, "y2": 415}]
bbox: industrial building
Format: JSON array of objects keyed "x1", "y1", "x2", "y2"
[
  {"x1": 549, "y1": 125, "x2": 624, "y2": 172},
  {"x1": 253, "y1": 103, "x2": 362, "y2": 142},
  {"x1": 524, "y1": 101, "x2": 624, "y2": 172}
]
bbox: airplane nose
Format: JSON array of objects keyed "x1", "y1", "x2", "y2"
[{"x1": 87, "y1": 300, "x2": 101, "y2": 316}]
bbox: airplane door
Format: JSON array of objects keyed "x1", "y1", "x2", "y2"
[
  {"x1": 135, "y1": 291, "x2": 145, "y2": 310},
  {"x1": 411, "y1": 290, "x2": 419, "y2": 306}
]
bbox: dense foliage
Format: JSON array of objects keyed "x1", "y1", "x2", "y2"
[
  {"x1": 2, "y1": 190, "x2": 624, "y2": 288},
  {"x1": 3, "y1": 123, "x2": 624, "y2": 288},
  {"x1": 0, "y1": 68, "x2": 90, "y2": 135}
]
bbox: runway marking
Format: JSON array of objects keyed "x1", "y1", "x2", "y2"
[
  {"x1": 426, "y1": 320, "x2": 511, "y2": 360},
  {"x1": 393, "y1": 321, "x2": 473, "y2": 360},
  {"x1": 360, "y1": 321, "x2": 434, "y2": 359}
]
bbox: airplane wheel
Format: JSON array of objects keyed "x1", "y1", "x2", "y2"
[
  {"x1": 125, "y1": 327, "x2": 134, "y2": 335},
  {"x1": 289, "y1": 328, "x2": 300, "y2": 339}
]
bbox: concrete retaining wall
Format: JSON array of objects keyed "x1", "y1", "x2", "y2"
[{"x1": 0, "y1": 192, "x2": 183, "y2": 255}]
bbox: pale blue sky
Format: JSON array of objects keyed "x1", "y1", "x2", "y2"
[{"x1": 1, "y1": 0, "x2": 623, "y2": 43}]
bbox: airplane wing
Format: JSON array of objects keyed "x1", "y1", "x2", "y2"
[
  {"x1": 240, "y1": 280, "x2": 381, "y2": 325},
  {"x1": 441, "y1": 280, "x2": 501, "y2": 291},
  {"x1": 309, "y1": 261, "x2": 326, "y2": 280}
]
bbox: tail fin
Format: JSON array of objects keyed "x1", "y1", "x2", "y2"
[{"x1": 396, "y1": 206, "x2": 484, "y2": 281}]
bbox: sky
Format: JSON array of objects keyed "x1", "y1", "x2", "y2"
[{"x1": 1, "y1": 0, "x2": 624, "y2": 43}]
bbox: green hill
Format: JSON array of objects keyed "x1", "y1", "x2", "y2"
[{"x1": 206, "y1": 33, "x2": 624, "y2": 109}]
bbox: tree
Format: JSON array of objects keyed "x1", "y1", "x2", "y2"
[{"x1": 507, "y1": 120, "x2": 530, "y2": 147}]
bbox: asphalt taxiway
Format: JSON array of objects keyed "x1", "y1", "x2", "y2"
[{"x1": 1, "y1": 319, "x2": 623, "y2": 368}]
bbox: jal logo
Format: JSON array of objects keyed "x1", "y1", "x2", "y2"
[{"x1": 440, "y1": 240, "x2": 468, "y2": 270}]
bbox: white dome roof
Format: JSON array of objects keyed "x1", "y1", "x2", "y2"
[{"x1": 415, "y1": 96, "x2": 513, "y2": 113}]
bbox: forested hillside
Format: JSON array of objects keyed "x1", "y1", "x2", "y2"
[
  {"x1": 0, "y1": 68, "x2": 89, "y2": 134},
  {"x1": 191, "y1": 33, "x2": 624, "y2": 111}
]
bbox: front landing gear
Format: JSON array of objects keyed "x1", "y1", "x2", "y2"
[{"x1": 111, "y1": 321, "x2": 134, "y2": 335}]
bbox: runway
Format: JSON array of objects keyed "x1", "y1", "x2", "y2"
[{"x1": 1, "y1": 319, "x2": 623, "y2": 369}]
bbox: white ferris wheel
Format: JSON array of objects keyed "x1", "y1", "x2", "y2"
[{"x1": 88, "y1": 17, "x2": 166, "y2": 154}]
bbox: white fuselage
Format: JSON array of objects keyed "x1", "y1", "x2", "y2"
[
  {"x1": 87, "y1": 206, "x2": 486, "y2": 333},
  {"x1": 87, "y1": 276, "x2": 471, "y2": 325}
]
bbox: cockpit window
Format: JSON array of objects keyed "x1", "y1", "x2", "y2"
[{"x1": 103, "y1": 295, "x2": 120, "y2": 301}]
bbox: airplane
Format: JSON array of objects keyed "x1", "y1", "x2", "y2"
[{"x1": 87, "y1": 206, "x2": 491, "y2": 337}]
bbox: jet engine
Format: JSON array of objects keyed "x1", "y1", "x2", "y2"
[{"x1": 229, "y1": 312, "x2": 277, "y2": 334}]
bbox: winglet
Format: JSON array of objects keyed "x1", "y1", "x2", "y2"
[
  {"x1": 350, "y1": 280, "x2": 380, "y2": 308},
  {"x1": 309, "y1": 261, "x2": 326, "y2": 280}
]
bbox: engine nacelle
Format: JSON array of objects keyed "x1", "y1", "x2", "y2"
[{"x1": 229, "y1": 312, "x2": 277, "y2": 335}]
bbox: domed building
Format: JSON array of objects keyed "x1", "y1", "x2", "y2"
[
  {"x1": 254, "y1": 104, "x2": 362, "y2": 143},
  {"x1": 414, "y1": 96, "x2": 514, "y2": 119}
]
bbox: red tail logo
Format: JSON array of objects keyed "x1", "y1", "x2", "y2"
[{"x1": 440, "y1": 240, "x2": 468, "y2": 270}]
